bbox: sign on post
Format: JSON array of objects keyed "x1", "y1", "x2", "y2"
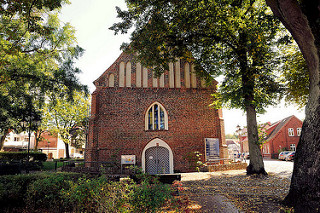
[
  {"x1": 121, "y1": 155, "x2": 136, "y2": 164},
  {"x1": 121, "y1": 155, "x2": 136, "y2": 173}
]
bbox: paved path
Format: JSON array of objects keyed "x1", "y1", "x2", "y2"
[{"x1": 263, "y1": 159, "x2": 293, "y2": 179}]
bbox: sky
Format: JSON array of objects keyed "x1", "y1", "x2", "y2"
[{"x1": 59, "y1": 0, "x2": 305, "y2": 135}]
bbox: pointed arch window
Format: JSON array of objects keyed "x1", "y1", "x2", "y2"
[{"x1": 145, "y1": 102, "x2": 168, "y2": 131}]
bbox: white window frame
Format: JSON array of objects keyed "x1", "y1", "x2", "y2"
[
  {"x1": 290, "y1": 144, "x2": 296, "y2": 151},
  {"x1": 145, "y1": 102, "x2": 168, "y2": 131},
  {"x1": 297, "y1": 128, "x2": 302, "y2": 136},
  {"x1": 288, "y1": 128, "x2": 294, "y2": 136}
]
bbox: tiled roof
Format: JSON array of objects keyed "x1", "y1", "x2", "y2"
[{"x1": 265, "y1": 115, "x2": 294, "y2": 142}]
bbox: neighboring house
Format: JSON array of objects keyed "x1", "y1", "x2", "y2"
[
  {"x1": 262, "y1": 115, "x2": 302, "y2": 158},
  {"x1": 3, "y1": 131, "x2": 35, "y2": 151},
  {"x1": 237, "y1": 127, "x2": 249, "y2": 154},
  {"x1": 3, "y1": 131, "x2": 83, "y2": 159},
  {"x1": 86, "y1": 51, "x2": 227, "y2": 174},
  {"x1": 226, "y1": 139, "x2": 240, "y2": 158}
]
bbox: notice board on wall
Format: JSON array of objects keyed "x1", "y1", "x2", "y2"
[{"x1": 205, "y1": 138, "x2": 220, "y2": 161}]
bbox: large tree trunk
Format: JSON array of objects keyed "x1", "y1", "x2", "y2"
[
  {"x1": 245, "y1": 105, "x2": 267, "y2": 175},
  {"x1": 266, "y1": 0, "x2": 320, "y2": 211},
  {"x1": 0, "y1": 129, "x2": 9, "y2": 150},
  {"x1": 64, "y1": 142, "x2": 70, "y2": 159},
  {"x1": 239, "y1": 32, "x2": 267, "y2": 175}
]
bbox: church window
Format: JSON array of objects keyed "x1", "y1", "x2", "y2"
[
  {"x1": 184, "y1": 63, "x2": 191, "y2": 88},
  {"x1": 126, "y1": 62, "x2": 131, "y2": 87},
  {"x1": 145, "y1": 102, "x2": 168, "y2": 130},
  {"x1": 109, "y1": 74, "x2": 114, "y2": 87},
  {"x1": 136, "y1": 62, "x2": 142, "y2": 87},
  {"x1": 191, "y1": 64, "x2": 197, "y2": 88},
  {"x1": 119, "y1": 62, "x2": 125, "y2": 87}
]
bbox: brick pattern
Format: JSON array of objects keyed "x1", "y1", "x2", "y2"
[
  {"x1": 207, "y1": 162, "x2": 248, "y2": 172},
  {"x1": 86, "y1": 52, "x2": 226, "y2": 173}
]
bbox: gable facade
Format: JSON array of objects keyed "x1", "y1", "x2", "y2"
[
  {"x1": 262, "y1": 115, "x2": 302, "y2": 158},
  {"x1": 86, "y1": 52, "x2": 227, "y2": 174}
]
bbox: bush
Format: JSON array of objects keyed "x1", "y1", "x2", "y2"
[
  {"x1": 130, "y1": 179, "x2": 173, "y2": 212},
  {"x1": 0, "y1": 161, "x2": 22, "y2": 175},
  {"x1": 0, "y1": 172, "x2": 83, "y2": 212},
  {"x1": 0, "y1": 170, "x2": 175, "y2": 212},
  {"x1": 62, "y1": 177, "x2": 132, "y2": 212},
  {"x1": 25, "y1": 174, "x2": 73, "y2": 212},
  {"x1": 0, "y1": 151, "x2": 47, "y2": 162},
  {"x1": 0, "y1": 173, "x2": 39, "y2": 210}
]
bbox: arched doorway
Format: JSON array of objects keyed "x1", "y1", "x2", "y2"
[{"x1": 142, "y1": 138, "x2": 174, "y2": 174}]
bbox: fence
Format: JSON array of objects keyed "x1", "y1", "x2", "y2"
[{"x1": 61, "y1": 161, "x2": 120, "y2": 174}]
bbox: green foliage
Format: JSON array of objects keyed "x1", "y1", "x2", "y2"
[
  {"x1": 0, "y1": 172, "x2": 83, "y2": 211},
  {"x1": 62, "y1": 177, "x2": 132, "y2": 213},
  {"x1": 0, "y1": 0, "x2": 87, "y2": 146},
  {"x1": 0, "y1": 173, "x2": 40, "y2": 209},
  {"x1": 0, "y1": 151, "x2": 47, "y2": 162},
  {"x1": 130, "y1": 179, "x2": 172, "y2": 213},
  {"x1": 281, "y1": 45, "x2": 309, "y2": 108},
  {"x1": 110, "y1": 0, "x2": 296, "y2": 174},
  {"x1": 111, "y1": 0, "x2": 285, "y2": 111},
  {"x1": 225, "y1": 133, "x2": 238, "y2": 139},
  {"x1": 44, "y1": 90, "x2": 90, "y2": 158},
  {"x1": 42, "y1": 161, "x2": 64, "y2": 170},
  {"x1": 0, "y1": 172, "x2": 174, "y2": 212},
  {"x1": 257, "y1": 123, "x2": 268, "y2": 147},
  {"x1": 25, "y1": 174, "x2": 73, "y2": 211},
  {"x1": 184, "y1": 151, "x2": 204, "y2": 172}
]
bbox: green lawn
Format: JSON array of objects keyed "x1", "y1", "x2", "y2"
[{"x1": 42, "y1": 161, "x2": 64, "y2": 171}]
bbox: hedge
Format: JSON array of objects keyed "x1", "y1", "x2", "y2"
[{"x1": 0, "y1": 152, "x2": 47, "y2": 162}]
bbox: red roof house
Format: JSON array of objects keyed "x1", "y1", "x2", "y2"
[{"x1": 262, "y1": 115, "x2": 302, "y2": 158}]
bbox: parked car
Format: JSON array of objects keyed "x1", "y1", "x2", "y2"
[
  {"x1": 278, "y1": 151, "x2": 291, "y2": 160},
  {"x1": 285, "y1": 151, "x2": 295, "y2": 161},
  {"x1": 244, "y1": 152, "x2": 250, "y2": 159}
]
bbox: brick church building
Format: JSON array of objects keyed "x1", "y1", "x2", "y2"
[{"x1": 86, "y1": 52, "x2": 227, "y2": 174}]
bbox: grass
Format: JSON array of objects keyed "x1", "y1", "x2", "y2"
[{"x1": 42, "y1": 161, "x2": 64, "y2": 171}]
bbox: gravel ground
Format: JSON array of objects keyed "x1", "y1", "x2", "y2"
[{"x1": 179, "y1": 159, "x2": 293, "y2": 212}]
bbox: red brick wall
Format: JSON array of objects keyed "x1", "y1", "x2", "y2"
[
  {"x1": 87, "y1": 87, "x2": 224, "y2": 172},
  {"x1": 86, "y1": 52, "x2": 226, "y2": 173}
]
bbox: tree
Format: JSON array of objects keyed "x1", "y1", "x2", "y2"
[
  {"x1": 225, "y1": 133, "x2": 238, "y2": 139},
  {"x1": 0, "y1": 0, "x2": 87, "y2": 150},
  {"x1": 281, "y1": 45, "x2": 309, "y2": 108},
  {"x1": 111, "y1": 0, "x2": 286, "y2": 175},
  {"x1": 265, "y1": 0, "x2": 320, "y2": 211},
  {"x1": 45, "y1": 91, "x2": 90, "y2": 159}
]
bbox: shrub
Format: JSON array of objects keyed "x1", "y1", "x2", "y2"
[
  {"x1": 130, "y1": 179, "x2": 173, "y2": 212},
  {"x1": 62, "y1": 177, "x2": 132, "y2": 212},
  {"x1": 184, "y1": 151, "x2": 204, "y2": 172},
  {"x1": 0, "y1": 172, "x2": 83, "y2": 212},
  {"x1": 0, "y1": 151, "x2": 47, "y2": 162},
  {"x1": 0, "y1": 173, "x2": 42, "y2": 210},
  {"x1": 0, "y1": 171, "x2": 175, "y2": 212},
  {"x1": 25, "y1": 174, "x2": 72, "y2": 212}
]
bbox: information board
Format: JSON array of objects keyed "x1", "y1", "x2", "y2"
[
  {"x1": 205, "y1": 138, "x2": 220, "y2": 161},
  {"x1": 121, "y1": 155, "x2": 136, "y2": 165}
]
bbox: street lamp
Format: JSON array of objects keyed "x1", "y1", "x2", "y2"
[
  {"x1": 20, "y1": 118, "x2": 32, "y2": 173},
  {"x1": 20, "y1": 115, "x2": 41, "y2": 173},
  {"x1": 47, "y1": 141, "x2": 51, "y2": 159},
  {"x1": 236, "y1": 125, "x2": 242, "y2": 156}
]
